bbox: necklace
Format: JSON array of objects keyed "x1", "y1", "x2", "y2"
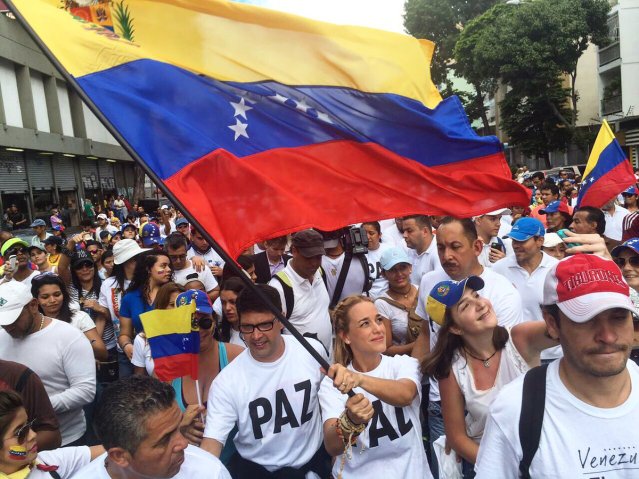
[
  {"x1": 389, "y1": 285, "x2": 412, "y2": 300},
  {"x1": 38, "y1": 313, "x2": 45, "y2": 332},
  {"x1": 464, "y1": 347, "x2": 498, "y2": 368}
]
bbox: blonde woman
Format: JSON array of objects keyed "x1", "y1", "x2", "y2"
[{"x1": 319, "y1": 295, "x2": 432, "y2": 479}]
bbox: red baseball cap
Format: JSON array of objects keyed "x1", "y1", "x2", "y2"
[{"x1": 543, "y1": 254, "x2": 635, "y2": 323}]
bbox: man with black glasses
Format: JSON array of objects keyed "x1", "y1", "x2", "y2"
[{"x1": 201, "y1": 284, "x2": 330, "y2": 478}]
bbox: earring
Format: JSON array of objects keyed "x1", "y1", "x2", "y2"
[{"x1": 345, "y1": 340, "x2": 350, "y2": 344}]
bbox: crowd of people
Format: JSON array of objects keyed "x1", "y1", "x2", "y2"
[{"x1": 0, "y1": 167, "x2": 638, "y2": 478}]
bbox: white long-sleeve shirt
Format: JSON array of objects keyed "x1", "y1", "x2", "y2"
[{"x1": 0, "y1": 319, "x2": 96, "y2": 445}]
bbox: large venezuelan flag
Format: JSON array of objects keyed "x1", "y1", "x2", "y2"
[
  {"x1": 8, "y1": 0, "x2": 530, "y2": 258},
  {"x1": 576, "y1": 120, "x2": 635, "y2": 208},
  {"x1": 140, "y1": 302, "x2": 199, "y2": 382}
]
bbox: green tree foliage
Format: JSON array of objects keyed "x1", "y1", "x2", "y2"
[
  {"x1": 403, "y1": 0, "x2": 499, "y2": 128},
  {"x1": 455, "y1": 0, "x2": 610, "y2": 162}
]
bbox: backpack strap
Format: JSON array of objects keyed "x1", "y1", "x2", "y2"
[
  {"x1": 329, "y1": 253, "x2": 353, "y2": 310},
  {"x1": 273, "y1": 271, "x2": 294, "y2": 320},
  {"x1": 14, "y1": 367, "x2": 33, "y2": 394},
  {"x1": 518, "y1": 364, "x2": 549, "y2": 479}
]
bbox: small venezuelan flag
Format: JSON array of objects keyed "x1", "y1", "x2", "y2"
[
  {"x1": 140, "y1": 302, "x2": 199, "y2": 382},
  {"x1": 576, "y1": 120, "x2": 635, "y2": 208}
]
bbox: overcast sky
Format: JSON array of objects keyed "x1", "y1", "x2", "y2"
[{"x1": 233, "y1": 0, "x2": 407, "y2": 33}]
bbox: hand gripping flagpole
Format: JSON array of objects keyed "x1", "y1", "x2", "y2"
[{"x1": 5, "y1": 0, "x2": 353, "y2": 397}]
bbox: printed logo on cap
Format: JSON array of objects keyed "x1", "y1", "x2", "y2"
[
  {"x1": 555, "y1": 260, "x2": 628, "y2": 302},
  {"x1": 437, "y1": 284, "x2": 450, "y2": 296},
  {"x1": 0, "y1": 297, "x2": 7, "y2": 307}
]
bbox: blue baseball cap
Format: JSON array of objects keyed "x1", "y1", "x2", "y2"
[
  {"x1": 622, "y1": 186, "x2": 638, "y2": 196},
  {"x1": 121, "y1": 223, "x2": 137, "y2": 233},
  {"x1": 30, "y1": 219, "x2": 46, "y2": 227},
  {"x1": 505, "y1": 217, "x2": 545, "y2": 241},
  {"x1": 539, "y1": 200, "x2": 571, "y2": 216},
  {"x1": 611, "y1": 237, "x2": 639, "y2": 257},
  {"x1": 380, "y1": 247, "x2": 412, "y2": 271},
  {"x1": 426, "y1": 276, "x2": 484, "y2": 326},
  {"x1": 175, "y1": 218, "x2": 189, "y2": 227},
  {"x1": 141, "y1": 223, "x2": 164, "y2": 247},
  {"x1": 175, "y1": 289, "x2": 213, "y2": 315}
]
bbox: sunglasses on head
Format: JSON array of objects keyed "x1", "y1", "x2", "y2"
[
  {"x1": 33, "y1": 272, "x2": 59, "y2": 282},
  {"x1": 11, "y1": 417, "x2": 36, "y2": 445},
  {"x1": 613, "y1": 256, "x2": 639, "y2": 268},
  {"x1": 5, "y1": 247, "x2": 26, "y2": 256}
]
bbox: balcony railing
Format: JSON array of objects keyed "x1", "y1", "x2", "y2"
[
  {"x1": 599, "y1": 42, "x2": 620, "y2": 66},
  {"x1": 602, "y1": 95, "x2": 622, "y2": 116}
]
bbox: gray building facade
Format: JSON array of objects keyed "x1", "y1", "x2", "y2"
[{"x1": 0, "y1": 11, "x2": 135, "y2": 226}]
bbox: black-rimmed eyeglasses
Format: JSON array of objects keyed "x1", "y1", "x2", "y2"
[{"x1": 239, "y1": 319, "x2": 277, "y2": 334}]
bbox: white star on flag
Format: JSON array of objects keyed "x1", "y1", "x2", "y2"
[
  {"x1": 270, "y1": 93, "x2": 289, "y2": 104},
  {"x1": 230, "y1": 97, "x2": 253, "y2": 119},
  {"x1": 296, "y1": 98, "x2": 311, "y2": 113},
  {"x1": 268, "y1": 92, "x2": 333, "y2": 124},
  {"x1": 228, "y1": 119, "x2": 249, "y2": 141},
  {"x1": 589, "y1": 177, "x2": 595, "y2": 183},
  {"x1": 317, "y1": 112, "x2": 333, "y2": 124}
]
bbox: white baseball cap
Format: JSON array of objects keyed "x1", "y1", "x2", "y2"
[
  {"x1": 113, "y1": 239, "x2": 150, "y2": 265},
  {"x1": 543, "y1": 232, "x2": 564, "y2": 248},
  {"x1": 0, "y1": 281, "x2": 34, "y2": 326},
  {"x1": 97, "y1": 213, "x2": 108, "y2": 220},
  {"x1": 484, "y1": 208, "x2": 512, "y2": 216},
  {"x1": 472, "y1": 208, "x2": 512, "y2": 221}
]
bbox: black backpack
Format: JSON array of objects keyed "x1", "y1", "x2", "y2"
[{"x1": 518, "y1": 364, "x2": 549, "y2": 479}]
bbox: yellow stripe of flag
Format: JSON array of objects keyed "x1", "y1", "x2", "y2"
[
  {"x1": 11, "y1": 0, "x2": 442, "y2": 108},
  {"x1": 582, "y1": 120, "x2": 616, "y2": 180},
  {"x1": 140, "y1": 302, "x2": 196, "y2": 339}
]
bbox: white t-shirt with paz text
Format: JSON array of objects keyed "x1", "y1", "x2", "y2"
[
  {"x1": 476, "y1": 360, "x2": 639, "y2": 478},
  {"x1": 365, "y1": 243, "x2": 391, "y2": 299},
  {"x1": 203, "y1": 336, "x2": 327, "y2": 472},
  {"x1": 318, "y1": 354, "x2": 433, "y2": 479}
]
